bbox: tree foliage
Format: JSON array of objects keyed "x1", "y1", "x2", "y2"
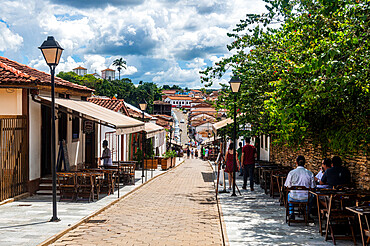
[
  {"x1": 57, "y1": 71, "x2": 162, "y2": 114},
  {"x1": 201, "y1": 0, "x2": 369, "y2": 154}
]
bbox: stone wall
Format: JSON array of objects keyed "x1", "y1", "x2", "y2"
[{"x1": 270, "y1": 141, "x2": 369, "y2": 190}]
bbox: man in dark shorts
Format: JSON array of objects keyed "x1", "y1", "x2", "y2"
[
  {"x1": 320, "y1": 156, "x2": 351, "y2": 187},
  {"x1": 241, "y1": 138, "x2": 257, "y2": 191}
]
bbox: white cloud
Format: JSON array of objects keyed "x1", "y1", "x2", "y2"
[
  {"x1": 1, "y1": 0, "x2": 267, "y2": 88},
  {"x1": 0, "y1": 22, "x2": 23, "y2": 51}
]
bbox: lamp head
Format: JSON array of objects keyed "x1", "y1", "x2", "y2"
[
  {"x1": 139, "y1": 100, "x2": 147, "y2": 111},
  {"x1": 229, "y1": 76, "x2": 241, "y2": 93},
  {"x1": 39, "y1": 36, "x2": 63, "y2": 66}
]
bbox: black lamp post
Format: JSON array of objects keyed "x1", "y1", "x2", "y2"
[
  {"x1": 139, "y1": 101, "x2": 147, "y2": 183},
  {"x1": 229, "y1": 76, "x2": 241, "y2": 197},
  {"x1": 39, "y1": 36, "x2": 63, "y2": 222}
]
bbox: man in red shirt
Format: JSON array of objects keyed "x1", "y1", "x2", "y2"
[{"x1": 241, "y1": 138, "x2": 257, "y2": 191}]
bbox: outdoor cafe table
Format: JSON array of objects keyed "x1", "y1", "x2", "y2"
[
  {"x1": 84, "y1": 168, "x2": 117, "y2": 196},
  {"x1": 346, "y1": 206, "x2": 370, "y2": 246},
  {"x1": 309, "y1": 189, "x2": 360, "y2": 238}
]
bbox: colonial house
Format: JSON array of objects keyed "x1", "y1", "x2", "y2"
[
  {"x1": 191, "y1": 121, "x2": 214, "y2": 143},
  {"x1": 0, "y1": 56, "x2": 145, "y2": 202},
  {"x1": 153, "y1": 100, "x2": 171, "y2": 116},
  {"x1": 88, "y1": 97, "x2": 166, "y2": 160},
  {"x1": 163, "y1": 96, "x2": 193, "y2": 108},
  {"x1": 72, "y1": 66, "x2": 87, "y2": 76},
  {"x1": 101, "y1": 68, "x2": 115, "y2": 80}
]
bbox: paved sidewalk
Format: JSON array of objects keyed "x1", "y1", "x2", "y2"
[
  {"x1": 0, "y1": 159, "x2": 183, "y2": 246},
  {"x1": 211, "y1": 162, "x2": 353, "y2": 246},
  {"x1": 51, "y1": 159, "x2": 223, "y2": 246}
]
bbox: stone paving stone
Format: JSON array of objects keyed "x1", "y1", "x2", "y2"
[{"x1": 52, "y1": 159, "x2": 223, "y2": 245}]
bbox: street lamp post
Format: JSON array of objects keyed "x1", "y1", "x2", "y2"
[
  {"x1": 139, "y1": 101, "x2": 147, "y2": 184},
  {"x1": 229, "y1": 76, "x2": 241, "y2": 197},
  {"x1": 39, "y1": 36, "x2": 63, "y2": 222}
]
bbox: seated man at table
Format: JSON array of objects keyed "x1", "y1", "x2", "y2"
[
  {"x1": 320, "y1": 156, "x2": 351, "y2": 187},
  {"x1": 315, "y1": 158, "x2": 332, "y2": 189},
  {"x1": 285, "y1": 155, "x2": 316, "y2": 219}
]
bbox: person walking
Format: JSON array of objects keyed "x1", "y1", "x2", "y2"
[
  {"x1": 186, "y1": 148, "x2": 190, "y2": 159},
  {"x1": 241, "y1": 138, "x2": 257, "y2": 191},
  {"x1": 224, "y1": 143, "x2": 239, "y2": 190},
  {"x1": 237, "y1": 142, "x2": 243, "y2": 176},
  {"x1": 190, "y1": 148, "x2": 194, "y2": 159},
  {"x1": 195, "y1": 149, "x2": 199, "y2": 158}
]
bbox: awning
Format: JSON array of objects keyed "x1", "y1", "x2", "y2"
[
  {"x1": 212, "y1": 118, "x2": 233, "y2": 134},
  {"x1": 39, "y1": 96, "x2": 144, "y2": 135},
  {"x1": 145, "y1": 122, "x2": 165, "y2": 138}
]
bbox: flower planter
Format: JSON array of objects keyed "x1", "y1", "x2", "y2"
[
  {"x1": 144, "y1": 159, "x2": 158, "y2": 169},
  {"x1": 159, "y1": 157, "x2": 172, "y2": 170}
]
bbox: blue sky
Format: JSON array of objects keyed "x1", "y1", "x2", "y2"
[{"x1": 0, "y1": 0, "x2": 266, "y2": 88}]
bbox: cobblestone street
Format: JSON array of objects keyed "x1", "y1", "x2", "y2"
[{"x1": 52, "y1": 159, "x2": 223, "y2": 246}]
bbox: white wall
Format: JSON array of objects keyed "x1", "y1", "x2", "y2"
[
  {"x1": 29, "y1": 97, "x2": 41, "y2": 181},
  {"x1": 0, "y1": 89, "x2": 22, "y2": 115},
  {"x1": 259, "y1": 135, "x2": 270, "y2": 161}
]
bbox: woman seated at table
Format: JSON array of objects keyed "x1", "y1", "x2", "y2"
[
  {"x1": 320, "y1": 156, "x2": 351, "y2": 188},
  {"x1": 100, "y1": 140, "x2": 113, "y2": 168},
  {"x1": 315, "y1": 158, "x2": 331, "y2": 189}
]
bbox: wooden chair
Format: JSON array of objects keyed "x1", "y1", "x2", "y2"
[
  {"x1": 121, "y1": 163, "x2": 136, "y2": 185},
  {"x1": 76, "y1": 172, "x2": 95, "y2": 202},
  {"x1": 285, "y1": 186, "x2": 310, "y2": 226},
  {"x1": 324, "y1": 193, "x2": 357, "y2": 245},
  {"x1": 57, "y1": 172, "x2": 77, "y2": 201}
]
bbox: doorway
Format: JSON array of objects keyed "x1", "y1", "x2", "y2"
[
  {"x1": 41, "y1": 105, "x2": 51, "y2": 176},
  {"x1": 85, "y1": 121, "x2": 96, "y2": 168}
]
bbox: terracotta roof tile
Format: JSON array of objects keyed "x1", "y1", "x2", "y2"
[
  {"x1": 87, "y1": 97, "x2": 129, "y2": 115},
  {"x1": 102, "y1": 68, "x2": 115, "y2": 71},
  {"x1": 73, "y1": 66, "x2": 87, "y2": 70},
  {"x1": 167, "y1": 96, "x2": 193, "y2": 100},
  {"x1": 0, "y1": 62, "x2": 39, "y2": 85},
  {"x1": 0, "y1": 56, "x2": 93, "y2": 92}
]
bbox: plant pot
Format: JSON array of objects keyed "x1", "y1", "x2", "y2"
[
  {"x1": 159, "y1": 157, "x2": 172, "y2": 170},
  {"x1": 144, "y1": 159, "x2": 158, "y2": 169}
]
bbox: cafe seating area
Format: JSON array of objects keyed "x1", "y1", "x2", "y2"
[
  {"x1": 57, "y1": 161, "x2": 137, "y2": 202},
  {"x1": 254, "y1": 160, "x2": 370, "y2": 246}
]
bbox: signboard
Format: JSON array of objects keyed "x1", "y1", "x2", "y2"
[{"x1": 83, "y1": 120, "x2": 94, "y2": 134}]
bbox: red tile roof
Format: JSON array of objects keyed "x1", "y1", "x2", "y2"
[
  {"x1": 167, "y1": 96, "x2": 193, "y2": 100},
  {"x1": 73, "y1": 66, "x2": 87, "y2": 70},
  {"x1": 0, "y1": 62, "x2": 39, "y2": 85},
  {"x1": 87, "y1": 97, "x2": 129, "y2": 115},
  {"x1": 153, "y1": 100, "x2": 171, "y2": 105},
  {"x1": 102, "y1": 68, "x2": 115, "y2": 71},
  {"x1": 127, "y1": 108, "x2": 152, "y2": 119},
  {"x1": 0, "y1": 56, "x2": 93, "y2": 92},
  {"x1": 162, "y1": 90, "x2": 177, "y2": 94}
]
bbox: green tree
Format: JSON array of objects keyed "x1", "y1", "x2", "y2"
[
  {"x1": 112, "y1": 58, "x2": 127, "y2": 80},
  {"x1": 201, "y1": 0, "x2": 369, "y2": 154}
]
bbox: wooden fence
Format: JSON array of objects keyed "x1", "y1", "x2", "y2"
[{"x1": 0, "y1": 116, "x2": 28, "y2": 202}]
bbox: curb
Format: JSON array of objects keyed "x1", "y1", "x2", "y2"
[
  {"x1": 0, "y1": 192, "x2": 30, "y2": 206},
  {"x1": 207, "y1": 160, "x2": 230, "y2": 246},
  {"x1": 38, "y1": 159, "x2": 185, "y2": 246}
]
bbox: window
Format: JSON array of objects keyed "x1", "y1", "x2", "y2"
[{"x1": 72, "y1": 115, "x2": 80, "y2": 140}]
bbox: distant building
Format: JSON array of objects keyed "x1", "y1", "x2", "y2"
[
  {"x1": 164, "y1": 96, "x2": 193, "y2": 108},
  {"x1": 153, "y1": 100, "x2": 172, "y2": 116},
  {"x1": 72, "y1": 66, "x2": 87, "y2": 76},
  {"x1": 90, "y1": 73, "x2": 102, "y2": 79},
  {"x1": 101, "y1": 68, "x2": 115, "y2": 80}
]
